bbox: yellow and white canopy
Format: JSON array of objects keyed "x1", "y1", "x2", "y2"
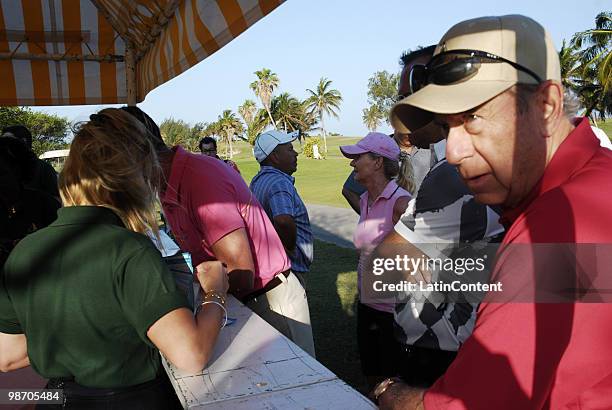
[{"x1": 0, "y1": 0, "x2": 284, "y2": 106}]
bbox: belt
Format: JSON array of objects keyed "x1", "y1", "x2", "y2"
[
  {"x1": 47, "y1": 374, "x2": 166, "y2": 398},
  {"x1": 244, "y1": 269, "x2": 291, "y2": 302}
]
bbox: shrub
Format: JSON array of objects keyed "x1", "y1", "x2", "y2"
[{"x1": 302, "y1": 137, "x2": 325, "y2": 159}]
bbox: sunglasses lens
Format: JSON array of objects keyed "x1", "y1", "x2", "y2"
[
  {"x1": 409, "y1": 65, "x2": 428, "y2": 94},
  {"x1": 429, "y1": 56, "x2": 481, "y2": 85}
]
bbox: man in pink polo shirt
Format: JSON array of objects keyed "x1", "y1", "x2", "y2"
[
  {"x1": 122, "y1": 107, "x2": 315, "y2": 357},
  {"x1": 377, "y1": 15, "x2": 612, "y2": 409}
]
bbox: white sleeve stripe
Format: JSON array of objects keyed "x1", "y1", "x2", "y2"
[
  {"x1": 394, "y1": 219, "x2": 423, "y2": 243},
  {"x1": 393, "y1": 220, "x2": 449, "y2": 260}
]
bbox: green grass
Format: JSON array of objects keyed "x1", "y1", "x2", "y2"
[
  {"x1": 225, "y1": 136, "x2": 361, "y2": 208},
  {"x1": 598, "y1": 119, "x2": 612, "y2": 138},
  {"x1": 305, "y1": 240, "x2": 367, "y2": 393}
]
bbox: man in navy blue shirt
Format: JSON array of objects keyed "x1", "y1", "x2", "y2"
[{"x1": 250, "y1": 131, "x2": 313, "y2": 284}]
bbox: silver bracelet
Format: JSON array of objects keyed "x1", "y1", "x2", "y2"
[{"x1": 198, "y1": 300, "x2": 228, "y2": 328}]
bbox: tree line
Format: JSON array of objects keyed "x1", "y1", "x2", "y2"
[
  {"x1": 160, "y1": 69, "x2": 343, "y2": 158},
  {"x1": 361, "y1": 11, "x2": 611, "y2": 131}
]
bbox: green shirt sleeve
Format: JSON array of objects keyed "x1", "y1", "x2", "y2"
[
  {"x1": 0, "y1": 267, "x2": 23, "y2": 334},
  {"x1": 116, "y1": 244, "x2": 190, "y2": 347}
]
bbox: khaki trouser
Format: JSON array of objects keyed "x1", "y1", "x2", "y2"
[{"x1": 245, "y1": 271, "x2": 315, "y2": 357}]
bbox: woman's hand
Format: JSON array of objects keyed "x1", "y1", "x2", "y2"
[
  {"x1": 149, "y1": 261, "x2": 228, "y2": 374},
  {"x1": 195, "y1": 261, "x2": 229, "y2": 296}
]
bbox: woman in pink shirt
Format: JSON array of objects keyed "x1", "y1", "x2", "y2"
[{"x1": 340, "y1": 132, "x2": 412, "y2": 390}]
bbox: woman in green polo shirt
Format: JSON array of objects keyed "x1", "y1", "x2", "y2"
[{"x1": 0, "y1": 109, "x2": 228, "y2": 409}]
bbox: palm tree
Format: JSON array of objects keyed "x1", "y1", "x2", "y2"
[
  {"x1": 239, "y1": 99, "x2": 266, "y2": 145},
  {"x1": 362, "y1": 105, "x2": 384, "y2": 131},
  {"x1": 238, "y1": 99, "x2": 257, "y2": 126},
  {"x1": 202, "y1": 121, "x2": 221, "y2": 139},
  {"x1": 216, "y1": 110, "x2": 243, "y2": 159},
  {"x1": 270, "y1": 93, "x2": 309, "y2": 133},
  {"x1": 250, "y1": 68, "x2": 279, "y2": 129},
  {"x1": 305, "y1": 77, "x2": 342, "y2": 153},
  {"x1": 572, "y1": 12, "x2": 612, "y2": 95},
  {"x1": 245, "y1": 109, "x2": 270, "y2": 145},
  {"x1": 574, "y1": 65, "x2": 612, "y2": 122},
  {"x1": 559, "y1": 40, "x2": 581, "y2": 91},
  {"x1": 570, "y1": 12, "x2": 612, "y2": 121}
]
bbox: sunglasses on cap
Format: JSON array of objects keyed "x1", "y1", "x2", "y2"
[{"x1": 407, "y1": 49, "x2": 543, "y2": 95}]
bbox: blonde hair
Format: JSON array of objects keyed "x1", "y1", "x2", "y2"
[
  {"x1": 59, "y1": 108, "x2": 161, "y2": 235},
  {"x1": 368, "y1": 153, "x2": 416, "y2": 195}
]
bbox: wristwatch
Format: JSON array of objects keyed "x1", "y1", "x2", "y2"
[{"x1": 373, "y1": 377, "x2": 402, "y2": 403}]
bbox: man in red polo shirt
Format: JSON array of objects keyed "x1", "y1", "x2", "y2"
[{"x1": 377, "y1": 15, "x2": 612, "y2": 409}]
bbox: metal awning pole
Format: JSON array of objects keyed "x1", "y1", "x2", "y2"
[{"x1": 125, "y1": 41, "x2": 136, "y2": 106}]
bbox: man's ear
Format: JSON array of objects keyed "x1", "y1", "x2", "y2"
[
  {"x1": 537, "y1": 81, "x2": 565, "y2": 138},
  {"x1": 266, "y1": 149, "x2": 279, "y2": 166}
]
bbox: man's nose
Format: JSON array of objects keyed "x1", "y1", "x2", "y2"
[{"x1": 445, "y1": 125, "x2": 474, "y2": 165}]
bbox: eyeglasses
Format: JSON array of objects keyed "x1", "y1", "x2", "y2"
[{"x1": 407, "y1": 49, "x2": 542, "y2": 95}]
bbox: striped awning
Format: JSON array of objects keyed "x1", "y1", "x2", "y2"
[{"x1": 0, "y1": 0, "x2": 284, "y2": 106}]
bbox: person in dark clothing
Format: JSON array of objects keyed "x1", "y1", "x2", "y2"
[
  {"x1": 0, "y1": 109, "x2": 228, "y2": 409},
  {"x1": 1, "y1": 125, "x2": 60, "y2": 200},
  {"x1": 0, "y1": 137, "x2": 59, "y2": 267}
]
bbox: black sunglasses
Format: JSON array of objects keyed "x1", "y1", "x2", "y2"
[{"x1": 407, "y1": 49, "x2": 542, "y2": 95}]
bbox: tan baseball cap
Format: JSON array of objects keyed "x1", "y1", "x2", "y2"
[{"x1": 390, "y1": 14, "x2": 561, "y2": 134}]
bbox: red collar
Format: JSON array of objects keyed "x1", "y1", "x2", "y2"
[{"x1": 500, "y1": 117, "x2": 599, "y2": 228}]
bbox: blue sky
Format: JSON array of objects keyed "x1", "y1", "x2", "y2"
[{"x1": 33, "y1": 0, "x2": 608, "y2": 137}]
